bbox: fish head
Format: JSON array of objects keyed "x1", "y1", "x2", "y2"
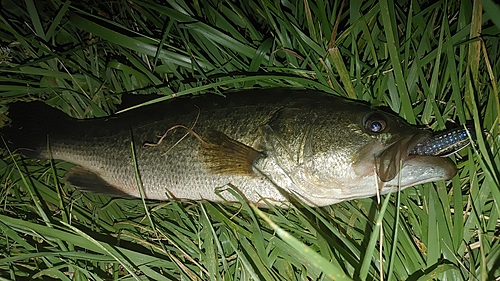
[
  {"x1": 262, "y1": 96, "x2": 457, "y2": 205},
  {"x1": 347, "y1": 108, "x2": 458, "y2": 188}
]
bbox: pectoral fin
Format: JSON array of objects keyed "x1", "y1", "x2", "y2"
[
  {"x1": 199, "y1": 131, "x2": 263, "y2": 175},
  {"x1": 65, "y1": 166, "x2": 130, "y2": 197}
]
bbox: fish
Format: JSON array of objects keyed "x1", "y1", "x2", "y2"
[{"x1": 1, "y1": 88, "x2": 471, "y2": 207}]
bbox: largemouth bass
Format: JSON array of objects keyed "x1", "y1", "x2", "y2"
[{"x1": 2, "y1": 89, "x2": 468, "y2": 207}]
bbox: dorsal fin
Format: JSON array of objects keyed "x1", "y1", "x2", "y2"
[{"x1": 199, "y1": 131, "x2": 263, "y2": 176}]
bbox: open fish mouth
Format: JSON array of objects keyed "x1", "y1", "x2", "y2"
[{"x1": 377, "y1": 126, "x2": 474, "y2": 184}]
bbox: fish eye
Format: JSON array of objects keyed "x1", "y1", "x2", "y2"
[{"x1": 363, "y1": 113, "x2": 387, "y2": 133}]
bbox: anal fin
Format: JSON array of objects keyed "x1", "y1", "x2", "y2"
[{"x1": 65, "y1": 166, "x2": 130, "y2": 197}]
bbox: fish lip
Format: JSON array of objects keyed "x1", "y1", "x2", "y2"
[
  {"x1": 383, "y1": 154, "x2": 457, "y2": 188},
  {"x1": 378, "y1": 129, "x2": 462, "y2": 184},
  {"x1": 377, "y1": 130, "x2": 433, "y2": 182},
  {"x1": 406, "y1": 133, "x2": 432, "y2": 157},
  {"x1": 408, "y1": 132, "x2": 431, "y2": 149},
  {"x1": 388, "y1": 130, "x2": 433, "y2": 157}
]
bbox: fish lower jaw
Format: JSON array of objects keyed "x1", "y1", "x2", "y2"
[
  {"x1": 288, "y1": 178, "x2": 388, "y2": 206},
  {"x1": 384, "y1": 155, "x2": 457, "y2": 188},
  {"x1": 308, "y1": 155, "x2": 458, "y2": 204},
  {"x1": 381, "y1": 176, "x2": 447, "y2": 190}
]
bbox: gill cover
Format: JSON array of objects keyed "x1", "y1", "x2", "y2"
[
  {"x1": 259, "y1": 103, "x2": 371, "y2": 200},
  {"x1": 260, "y1": 106, "x2": 330, "y2": 196}
]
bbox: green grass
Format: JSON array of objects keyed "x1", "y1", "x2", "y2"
[{"x1": 0, "y1": 0, "x2": 499, "y2": 280}]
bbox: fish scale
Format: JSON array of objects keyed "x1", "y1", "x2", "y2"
[{"x1": 2, "y1": 89, "x2": 467, "y2": 206}]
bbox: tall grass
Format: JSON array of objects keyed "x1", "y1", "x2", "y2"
[{"x1": 0, "y1": 0, "x2": 499, "y2": 280}]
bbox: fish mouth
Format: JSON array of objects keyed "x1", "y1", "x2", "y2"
[
  {"x1": 377, "y1": 126, "x2": 472, "y2": 184},
  {"x1": 381, "y1": 154, "x2": 457, "y2": 187},
  {"x1": 377, "y1": 132, "x2": 432, "y2": 182}
]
